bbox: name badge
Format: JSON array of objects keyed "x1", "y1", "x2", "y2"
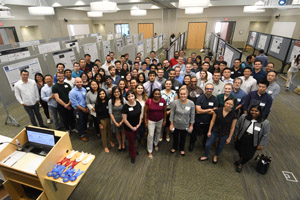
[
  {"x1": 185, "y1": 106, "x2": 190, "y2": 111},
  {"x1": 208, "y1": 102, "x2": 214, "y2": 106},
  {"x1": 159, "y1": 102, "x2": 164, "y2": 106},
  {"x1": 83, "y1": 92, "x2": 86, "y2": 95},
  {"x1": 175, "y1": 86, "x2": 179, "y2": 90},
  {"x1": 64, "y1": 85, "x2": 68, "y2": 88},
  {"x1": 254, "y1": 126, "x2": 261, "y2": 131},
  {"x1": 260, "y1": 103, "x2": 265, "y2": 107},
  {"x1": 218, "y1": 90, "x2": 221, "y2": 94},
  {"x1": 121, "y1": 76, "x2": 124, "y2": 78},
  {"x1": 237, "y1": 98, "x2": 241, "y2": 102},
  {"x1": 86, "y1": 87, "x2": 90, "y2": 90},
  {"x1": 268, "y1": 91, "x2": 273, "y2": 94},
  {"x1": 196, "y1": 94, "x2": 200, "y2": 97},
  {"x1": 129, "y1": 107, "x2": 134, "y2": 111},
  {"x1": 231, "y1": 71, "x2": 234, "y2": 74}
]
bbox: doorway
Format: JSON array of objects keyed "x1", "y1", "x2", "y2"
[
  {"x1": 215, "y1": 21, "x2": 236, "y2": 44},
  {"x1": 187, "y1": 22, "x2": 207, "y2": 49},
  {"x1": 138, "y1": 23, "x2": 154, "y2": 39}
]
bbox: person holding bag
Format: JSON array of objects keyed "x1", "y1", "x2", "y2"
[
  {"x1": 144, "y1": 89, "x2": 167, "y2": 159},
  {"x1": 234, "y1": 104, "x2": 270, "y2": 173}
]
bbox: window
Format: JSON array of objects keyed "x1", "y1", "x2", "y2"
[
  {"x1": 0, "y1": 27, "x2": 19, "y2": 45},
  {"x1": 115, "y1": 24, "x2": 130, "y2": 37}
]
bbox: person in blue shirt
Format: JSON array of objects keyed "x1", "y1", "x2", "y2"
[
  {"x1": 252, "y1": 60, "x2": 267, "y2": 82},
  {"x1": 255, "y1": 49, "x2": 268, "y2": 68},
  {"x1": 243, "y1": 79, "x2": 273, "y2": 119},
  {"x1": 241, "y1": 55, "x2": 255, "y2": 69},
  {"x1": 231, "y1": 77, "x2": 247, "y2": 114},
  {"x1": 69, "y1": 77, "x2": 89, "y2": 141},
  {"x1": 173, "y1": 56, "x2": 186, "y2": 72},
  {"x1": 53, "y1": 63, "x2": 65, "y2": 83},
  {"x1": 72, "y1": 62, "x2": 83, "y2": 78},
  {"x1": 109, "y1": 66, "x2": 121, "y2": 85},
  {"x1": 174, "y1": 66, "x2": 184, "y2": 84}
]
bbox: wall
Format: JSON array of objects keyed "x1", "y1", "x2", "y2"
[
  {"x1": 249, "y1": 21, "x2": 269, "y2": 33},
  {"x1": 20, "y1": 26, "x2": 42, "y2": 41}
]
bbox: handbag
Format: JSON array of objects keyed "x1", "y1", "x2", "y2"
[{"x1": 254, "y1": 154, "x2": 272, "y2": 175}]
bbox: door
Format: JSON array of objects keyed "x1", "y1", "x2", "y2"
[
  {"x1": 218, "y1": 21, "x2": 236, "y2": 44},
  {"x1": 138, "y1": 23, "x2": 153, "y2": 39},
  {"x1": 187, "y1": 22, "x2": 207, "y2": 49}
]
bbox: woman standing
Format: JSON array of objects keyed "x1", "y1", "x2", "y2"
[
  {"x1": 94, "y1": 73, "x2": 103, "y2": 88},
  {"x1": 109, "y1": 86, "x2": 126, "y2": 151},
  {"x1": 234, "y1": 105, "x2": 270, "y2": 173},
  {"x1": 217, "y1": 83, "x2": 236, "y2": 108},
  {"x1": 161, "y1": 80, "x2": 177, "y2": 142},
  {"x1": 122, "y1": 90, "x2": 143, "y2": 164},
  {"x1": 118, "y1": 79, "x2": 127, "y2": 97},
  {"x1": 170, "y1": 87, "x2": 195, "y2": 156},
  {"x1": 199, "y1": 97, "x2": 237, "y2": 163},
  {"x1": 286, "y1": 54, "x2": 300, "y2": 90},
  {"x1": 144, "y1": 89, "x2": 167, "y2": 159},
  {"x1": 137, "y1": 73, "x2": 146, "y2": 84},
  {"x1": 197, "y1": 70, "x2": 208, "y2": 91},
  {"x1": 35, "y1": 73, "x2": 50, "y2": 124},
  {"x1": 183, "y1": 75, "x2": 191, "y2": 86},
  {"x1": 125, "y1": 72, "x2": 132, "y2": 88},
  {"x1": 86, "y1": 80, "x2": 100, "y2": 137},
  {"x1": 99, "y1": 68, "x2": 106, "y2": 77},
  {"x1": 135, "y1": 84, "x2": 148, "y2": 146},
  {"x1": 121, "y1": 63, "x2": 130, "y2": 78},
  {"x1": 95, "y1": 89, "x2": 114, "y2": 153},
  {"x1": 80, "y1": 72, "x2": 91, "y2": 92}
]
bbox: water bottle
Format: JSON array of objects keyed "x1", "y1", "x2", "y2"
[{"x1": 16, "y1": 139, "x2": 22, "y2": 151}]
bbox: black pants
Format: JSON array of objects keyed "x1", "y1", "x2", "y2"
[
  {"x1": 74, "y1": 110, "x2": 88, "y2": 137},
  {"x1": 190, "y1": 123, "x2": 210, "y2": 147},
  {"x1": 57, "y1": 105, "x2": 75, "y2": 131},
  {"x1": 23, "y1": 103, "x2": 44, "y2": 126},
  {"x1": 40, "y1": 99, "x2": 50, "y2": 119},
  {"x1": 92, "y1": 116, "x2": 100, "y2": 134},
  {"x1": 173, "y1": 129, "x2": 187, "y2": 151}
]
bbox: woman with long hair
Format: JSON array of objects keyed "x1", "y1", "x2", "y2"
[
  {"x1": 35, "y1": 73, "x2": 50, "y2": 123},
  {"x1": 94, "y1": 73, "x2": 103, "y2": 89},
  {"x1": 197, "y1": 70, "x2": 208, "y2": 91},
  {"x1": 125, "y1": 72, "x2": 132, "y2": 88},
  {"x1": 118, "y1": 79, "x2": 127, "y2": 97},
  {"x1": 286, "y1": 54, "x2": 300, "y2": 90},
  {"x1": 120, "y1": 63, "x2": 130, "y2": 78},
  {"x1": 86, "y1": 80, "x2": 100, "y2": 137},
  {"x1": 95, "y1": 89, "x2": 114, "y2": 153},
  {"x1": 109, "y1": 86, "x2": 126, "y2": 151},
  {"x1": 183, "y1": 75, "x2": 191, "y2": 87},
  {"x1": 234, "y1": 105, "x2": 270, "y2": 173},
  {"x1": 137, "y1": 73, "x2": 146, "y2": 84},
  {"x1": 80, "y1": 72, "x2": 91, "y2": 92},
  {"x1": 135, "y1": 84, "x2": 148, "y2": 146},
  {"x1": 99, "y1": 68, "x2": 106, "y2": 77}
]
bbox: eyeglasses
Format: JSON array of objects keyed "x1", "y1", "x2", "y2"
[{"x1": 205, "y1": 88, "x2": 214, "y2": 91}]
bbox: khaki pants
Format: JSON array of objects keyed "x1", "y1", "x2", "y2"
[
  {"x1": 100, "y1": 118, "x2": 113, "y2": 148},
  {"x1": 286, "y1": 71, "x2": 298, "y2": 88}
]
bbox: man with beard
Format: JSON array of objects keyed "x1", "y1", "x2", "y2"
[
  {"x1": 64, "y1": 69, "x2": 75, "y2": 88},
  {"x1": 80, "y1": 59, "x2": 89, "y2": 73},
  {"x1": 169, "y1": 51, "x2": 179, "y2": 67},
  {"x1": 163, "y1": 59, "x2": 171, "y2": 79},
  {"x1": 102, "y1": 55, "x2": 113, "y2": 75}
]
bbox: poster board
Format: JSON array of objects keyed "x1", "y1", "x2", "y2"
[
  {"x1": 213, "y1": 36, "x2": 219, "y2": 55},
  {"x1": 96, "y1": 35, "x2": 102, "y2": 43},
  {"x1": 158, "y1": 34, "x2": 163, "y2": 49},
  {"x1": 180, "y1": 33, "x2": 185, "y2": 50},
  {"x1": 153, "y1": 37, "x2": 158, "y2": 51},
  {"x1": 137, "y1": 41, "x2": 144, "y2": 57},
  {"x1": 246, "y1": 31, "x2": 258, "y2": 47},
  {"x1": 146, "y1": 38, "x2": 152, "y2": 54},
  {"x1": 0, "y1": 47, "x2": 31, "y2": 63},
  {"x1": 52, "y1": 49, "x2": 76, "y2": 70},
  {"x1": 37, "y1": 42, "x2": 61, "y2": 54},
  {"x1": 102, "y1": 40, "x2": 111, "y2": 58},
  {"x1": 267, "y1": 35, "x2": 292, "y2": 61},
  {"x1": 168, "y1": 44, "x2": 175, "y2": 60},
  {"x1": 223, "y1": 44, "x2": 242, "y2": 68},
  {"x1": 116, "y1": 39, "x2": 124, "y2": 52},
  {"x1": 3, "y1": 58, "x2": 43, "y2": 91},
  {"x1": 133, "y1": 34, "x2": 139, "y2": 44},
  {"x1": 126, "y1": 36, "x2": 133, "y2": 46},
  {"x1": 286, "y1": 40, "x2": 300, "y2": 63},
  {"x1": 64, "y1": 40, "x2": 80, "y2": 53},
  {"x1": 107, "y1": 34, "x2": 114, "y2": 40},
  {"x1": 174, "y1": 39, "x2": 179, "y2": 52},
  {"x1": 217, "y1": 39, "x2": 226, "y2": 57},
  {"x1": 255, "y1": 33, "x2": 271, "y2": 52},
  {"x1": 209, "y1": 33, "x2": 215, "y2": 52},
  {"x1": 82, "y1": 43, "x2": 99, "y2": 61},
  {"x1": 19, "y1": 40, "x2": 41, "y2": 47},
  {"x1": 115, "y1": 33, "x2": 122, "y2": 39}
]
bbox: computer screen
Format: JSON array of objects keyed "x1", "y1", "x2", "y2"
[{"x1": 26, "y1": 127, "x2": 55, "y2": 147}]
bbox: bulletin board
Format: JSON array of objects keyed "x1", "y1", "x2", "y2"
[{"x1": 267, "y1": 35, "x2": 292, "y2": 61}]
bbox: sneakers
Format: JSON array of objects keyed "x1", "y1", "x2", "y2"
[{"x1": 131, "y1": 157, "x2": 136, "y2": 164}]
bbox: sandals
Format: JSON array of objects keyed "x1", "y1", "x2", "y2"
[{"x1": 198, "y1": 157, "x2": 208, "y2": 162}]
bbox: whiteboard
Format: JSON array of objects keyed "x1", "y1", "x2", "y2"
[
  {"x1": 38, "y1": 42, "x2": 61, "y2": 54},
  {"x1": 67, "y1": 24, "x2": 90, "y2": 36},
  {"x1": 271, "y1": 22, "x2": 296, "y2": 38}
]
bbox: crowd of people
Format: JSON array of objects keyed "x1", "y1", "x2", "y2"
[{"x1": 14, "y1": 48, "x2": 298, "y2": 171}]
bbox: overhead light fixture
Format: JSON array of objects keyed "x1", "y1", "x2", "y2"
[
  {"x1": 0, "y1": 4, "x2": 15, "y2": 18},
  {"x1": 90, "y1": 1, "x2": 117, "y2": 13},
  {"x1": 185, "y1": 7, "x2": 204, "y2": 14},
  {"x1": 255, "y1": 0, "x2": 265, "y2": 6},
  {"x1": 75, "y1": 1, "x2": 85, "y2": 6},
  {"x1": 52, "y1": 3, "x2": 62, "y2": 7},
  {"x1": 28, "y1": 0, "x2": 55, "y2": 15},
  {"x1": 278, "y1": 0, "x2": 287, "y2": 5},
  {"x1": 130, "y1": 9, "x2": 147, "y2": 16},
  {"x1": 87, "y1": 11, "x2": 103, "y2": 17},
  {"x1": 178, "y1": 0, "x2": 210, "y2": 8},
  {"x1": 243, "y1": 6, "x2": 265, "y2": 13},
  {"x1": 150, "y1": 5, "x2": 160, "y2": 9}
]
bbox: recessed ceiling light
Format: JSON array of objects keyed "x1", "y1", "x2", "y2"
[
  {"x1": 150, "y1": 5, "x2": 160, "y2": 9},
  {"x1": 52, "y1": 2, "x2": 62, "y2": 7},
  {"x1": 75, "y1": 1, "x2": 85, "y2": 6}
]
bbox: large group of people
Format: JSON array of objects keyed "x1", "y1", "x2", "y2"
[{"x1": 14, "y1": 48, "x2": 297, "y2": 171}]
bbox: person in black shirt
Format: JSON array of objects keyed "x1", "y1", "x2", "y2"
[
  {"x1": 199, "y1": 97, "x2": 237, "y2": 163},
  {"x1": 85, "y1": 54, "x2": 94, "y2": 71},
  {"x1": 231, "y1": 59, "x2": 243, "y2": 79},
  {"x1": 122, "y1": 90, "x2": 143, "y2": 163},
  {"x1": 95, "y1": 89, "x2": 114, "y2": 153}
]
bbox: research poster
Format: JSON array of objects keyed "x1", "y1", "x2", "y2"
[
  {"x1": 96, "y1": 35, "x2": 102, "y2": 43},
  {"x1": 146, "y1": 38, "x2": 152, "y2": 54},
  {"x1": 134, "y1": 34, "x2": 139, "y2": 44},
  {"x1": 168, "y1": 45, "x2": 175, "y2": 60},
  {"x1": 249, "y1": 32, "x2": 257, "y2": 46},
  {"x1": 83, "y1": 43, "x2": 98, "y2": 61},
  {"x1": 116, "y1": 39, "x2": 123, "y2": 52},
  {"x1": 102, "y1": 40, "x2": 111, "y2": 58},
  {"x1": 158, "y1": 35, "x2": 163, "y2": 49},
  {"x1": 107, "y1": 34, "x2": 114, "y2": 40},
  {"x1": 224, "y1": 46, "x2": 234, "y2": 68},
  {"x1": 213, "y1": 37, "x2": 218, "y2": 54},
  {"x1": 52, "y1": 49, "x2": 76, "y2": 70},
  {"x1": 0, "y1": 47, "x2": 31, "y2": 63},
  {"x1": 218, "y1": 40, "x2": 225, "y2": 56},
  {"x1": 289, "y1": 41, "x2": 300, "y2": 62},
  {"x1": 65, "y1": 40, "x2": 80, "y2": 53},
  {"x1": 270, "y1": 36, "x2": 283, "y2": 54},
  {"x1": 180, "y1": 34, "x2": 184, "y2": 50},
  {"x1": 126, "y1": 36, "x2": 133, "y2": 46},
  {"x1": 19, "y1": 40, "x2": 40, "y2": 47},
  {"x1": 115, "y1": 33, "x2": 122, "y2": 39},
  {"x1": 174, "y1": 40, "x2": 178, "y2": 52},
  {"x1": 137, "y1": 41, "x2": 144, "y2": 57},
  {"x1": 38, "y1": 42, "x2": 61, "y2": 54},
  {"x1": 257, "y1": 35, "x2": 268, "y2": 49},
  {"x1": 153, "y1": 37, "x2": 158, "y2": 51},
  {"x1": 3, "y1": 58, "x2": 42, "y2": 91}
]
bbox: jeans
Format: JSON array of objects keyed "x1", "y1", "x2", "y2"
[
  {"x1": 23, "y1": 103, "x2": 44, "y2": 126},
  {"x1": 73, "y1": 109, "x2": 88, "y2": 137},
  {"x1": 40, "y1": 99, "x2": 50, "y2": 119},
  {"x1": 285, "y1": 71, "x2": 298, "y2": 88},
  {"x1": 190, "y1": 123, "x2": 210, "y2": 147},
  {"x1": 125, "y1": 129, "x2": 139, "y2": 158},
  {"x1": 173, "y1": 129, "x2": 187, "y2": 151},
  {"x1": 57, "y1": 105, "x2": 75, "y2": 131},
  {"x1": 48, "y1": 106, "x2": 60, "y2": 129},
  {"x1": 147, "y1": 119, "x2": 163, "y2": 153},
  {"x1": 205, "y1": 131, "x2": 228, "y2": 157}
]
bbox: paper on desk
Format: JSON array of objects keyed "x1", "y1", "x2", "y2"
[
  {"x1": 0, "y1": 135, "x2": 12, "y2": 151},
  {"x1": 13, "y1": 153, "x2": 45, "y2": 174},
  {"x1": 1, "y1": 151, "x2": 26, "y2": 167}
]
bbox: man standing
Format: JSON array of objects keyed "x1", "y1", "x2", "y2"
[
  {"x1": 187, "y1": 76, "x2": 203, "y2": 104},
  {"x1": 156, "y1": 68, "x2": 166, "y2": 85},
  {"x1": 69, "y1": 77, "x2": 89, "y2": 142},
  {"x1": 243, "y1": 79, "x2": 273, "y2": 119},
  {"x1": 102, "y1": 55, "x2": 113, "y2": 75},
  {"x1": 255, "y1": 49, "x2": 268, "y2": 68},
  {"x1": 207, "y1": 70, "x2": 225, "y2": 96},
  {"x1": 53, "y1": 63, "x2": 65, "y2": 83},
  {"x1": 125, "y1": 53, "x2": 132, "y2": 66},
  {"x1": 64, "y1": 69, "x2": 75, "y2": 88},
  {"x1": 143, "y1": 71, "x2": 162, "y2": 97},
  {"x1": 231, "y1": 78, "x2": 247, "y2": 112},
  {"x1": 189, "y1": 83, "x2": 218, "y2": 152},
  {"x1": 169, "y1": 51, "x2": 179, "y2": 67},
  {"x1": 52, "y1": 72, "x2": 76, "y2": 134},
  {"x1": 72, "y1": 62, "x2": 83, "y2": 78},
  {"x1": 222, "y1": 68, "x2": 234, "y2": 84},
  {"x1": 196, "y1": 62, "x2": 212, "y2": 81},
  {"x1": 231, "y1": 59, "x2": 243, "y2": 79},
  {"x1": 163, "y1": 59, "x2": 171, "y2": 79},
  {"x1": 41, "y1": 75, "x2": 61, "y2": 130},
  {"x1": 109, "y1": 66, "x2": 120, "y2": 85},
  {"x1": 241, "y1": 55, "x2": 255, "y2": 69},
  {"x1": 173, "y1": 56, "x2": 186, "y2": 72},
  {"x1": 150, "y1": 51, "x2": 158, "y2": 64},
  {"x1": 79, "y1": 59, "x2": 89, "y2": 73},
  {"x1": 252, "y1": 60, "x2": 267, "y2": 82},
  {"x1": 265, "y1": 62, "x2": 275, "y2": 73},
  {"x1": 266, "y1": 71, "x2": 280, "y2": 99},
  {"x1": 114, "y1": 60, "x2": 122, "y2": 76},
  {"x1": 85, "y1": 54, "x2": 94, "y2": 71},
  {"x1": 174, "y1": 66, "x2": 184, "y2": 84},
  {"x1": 181, "y1": 63, "x2": 196, "y2": 77},
  {"x1": 109, "y1": 52, "x2": 117, "y2": 64},
  {"x1": 240, "y1": 67, "x2": 257, "y2": 94},
  {"x1": 162, "y1": 69, "x2": 182, "y2": 94},
  {"x1": 139, "y1": 62, "x2": 149, "y2": 80},
  {"x1": 14, "y1": 70, "x2": 46, "y2": 127}
]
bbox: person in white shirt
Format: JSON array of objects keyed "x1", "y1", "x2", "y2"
[
  {"x1": 14, "y1": 69, "x2": 46, "y2": 127},
  {"x1": 286, "y1": 55, "x2": 300, "y2": 90},
  {"x1": 222, "y1": 68, "x2": 234, "y2": 84},
  {"x1": 240, "y1": 67, "x2": 257, "y2": 94},
  {"x1": 196, "y1": 62, "x2": 212, "y2": 82},
  {"x1": 180, "y1": 63, "x2": 196, "y2": 77},
  {"x1": 102, "y1": 55, "x2": 114, "y2": 75},
  {"x1": 207, "y1": 70, "x2": 225, "y2": 96},
  {"x1": 64, "y1": 69, "x2": 75, "y2": 88}
]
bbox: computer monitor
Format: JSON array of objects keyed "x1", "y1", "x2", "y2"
[{"x1": 25, "y1": 127, "x2": 57, "y2": 151}]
